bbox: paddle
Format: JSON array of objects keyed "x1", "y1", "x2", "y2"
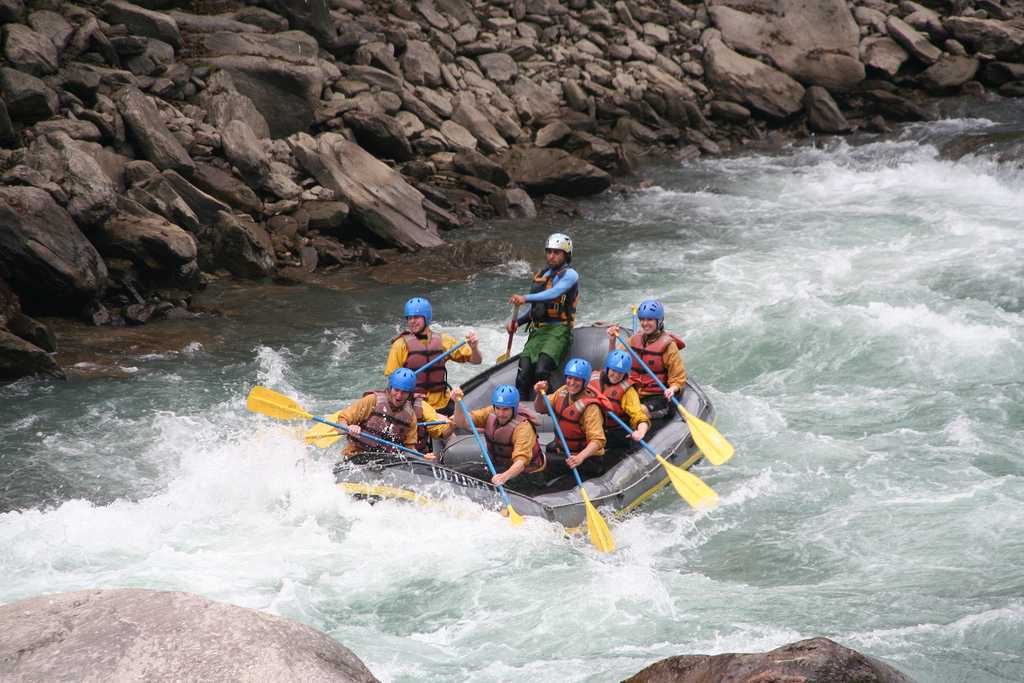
[
  {"x1": 247, "y1": 386, "x2": 429, "y2": 460},
  {"x1": 631, "y1": 305, "x2": 639, "y2": 335},
  {"x1": 414, "y1": 339, "x2": 467, "y2": 376},
  {"x1": 603, "y1": 409, "x2": 718, "y2": 510},
  {"x1": 615, "y1": 334, "x2": 734, "y2": 466},
  {"x1": 496, "y1": 304, "x2": 521, "y2": 364},
  {"x1": 455, "y1": 399, "x2": 524, "y2": 525},
  {"x1": 539, "y1": 390, "x2": 615, "y2": 553}
]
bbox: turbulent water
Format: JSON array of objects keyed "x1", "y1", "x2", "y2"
[{"x1": 3, "y1": 99, "x2": 1023, "y2": 682}]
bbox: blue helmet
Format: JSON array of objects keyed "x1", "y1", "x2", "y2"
[
  {"x1": 491, "y1": 384, "x2": 520, "y2": 412},
  {"x1": 604, "y1": 350, "x2": 632, "y2": 374},
  {"x1": 563, "y1": 357, "x2": 592, "y2": 381},
  {"x1": 388, "y1": 368, "x2": 417, "y2": 392},
  {"x1": 403, "y1": 297, "x2": 432, "y2": 326},
  {"x1": 637, "y1": 299, "x2": 665, "y2": 322}
]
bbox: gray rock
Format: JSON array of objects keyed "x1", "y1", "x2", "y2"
[
  {"x1": 200, "y1": 31, "x2": 323, "y2": 138},
  {"x1": 0, "y1": 0, "x2": 24, "y2": 23},
  {"x1": 162, "y1": 169, "x2": 232, "y2": 229},
  {"x1": 708, "y1": 0, "x2": 864, "y2": 89},
  {"x1": 887, "y1": 16, "x2": 941, "y2": 65},
  {"x1": 232, "y1": 6, "x2": 289, "y2": 33},
  {"x1": 944, "y1": 16, "x2": 1024, "y2": 59},
  {"x1": 28, "y1": 118, "x2": 102, "y2": 142},
  {"x1": 104, "y1": 0, "x2": 182, "y2": 50},
  {"x1": 3, "y1": 24, "x2": 59, "y2": 76},
  {"x1": 169, "y1": 10, "x2": 263, "y2": 34},
  {"x1": 804, "y1": 86, "x2": 850, "y2": 133},
  {"x1": 0, "y1": 329, "x2": 61, "y2": 379},
  {"x1": 535, "y1": 120, "x2": 572, "y2": 148},
  {"x1": 861, "y1": 36, "x2": 910, "y2": 78},
  {"x1": 502, "y1": 187, "x2": 536, "y2": 218},
  {"x1": 399, "y1": 88, "x2": 444, "y2": 129},
  {"x1": 401, "y1": 39, "x2": 443, "y2": 86},
  {"x1": 710, "y1": 100, "x2": 751, "y2": 122},
  {"x1": 124, "y1": 159, "x2": 159, "y2": 186},
  {"x1": 0, "y1": 99, "x2": 14, "y2": 147},
  {"x1": 189, "y1": 161, "x2": 263, "y2": 215},
  {"x1": 919, "y1": 55, "x2": 979, "y2": 92},
  {"x1": 212, "y1": 211, "x2": 276, "y2": 277},
  {"x1": 291, "y1": 132, "x2": 444, "y2": 250},
  {"x1": 478, "y1": 52, "x2": 518, "y2": 82},
  {"x1": 905, "y1": 7, "x2": 947, "y2": 42},
  {"x1": 347, "y1": 65, "x2": 403, "y2": 93},
  {"x1": 6, "y1": 310, "x2": 56, "y2": 352},
  {"x1": 395, "y1": 111, "x2": 425, "y2": 138},
  {"x1": 439, "y1": 120, "x2": 477, "y2": 150},
  {"x1": 0, "y1": 589, "x2": 377, "y2": 681},
  {"x1": 261, "y1": 0, "x2": 335, "y2": 51},
  {"x1": 301, "y1": 200, "x2": 349, "y2": 232},
  {"x1": 501, "y1": 145, "x2": 611, "y2": 196},
  {"x1": 704, "y1": 34, "x2": 805, "y2": 119},
  {"x1": 453, "y1": 148, "x2": 509, "y2": 186},
  {"x1": 854, "y1": 6, "x2": 888, "y2": 34},
  {"x1": 25, "y1": 132, "x2": 118, "y2": 227},
  {"x1": 342, "y1": 110, "x2": 413, "y2": 161},
  {"x1": 221, "y1": 119, "x2": 270, "y2": 183},
  {"x1": 0, "y1": 67, "x2": 58, "y2": 123},
  {"x1": 199, "y1": 71, "x2": 271, "y2": 140},
  {"x1": 115, "y1": 86, "x2": 194, "y2": 173},
  {"x1": 452, "y1": 97, "x2": 508, "y2": 153},
  {"x1": 122, "y1": 38, "x2": 175, "y2": 77},
  {"x1": 27, "y1": 10, "x2": 74, "y2": 53},
  {"x1": 128, "y1": 174, "x2": 201, "y2": 233},
  {"x1": 94, "y1": 198, "x2": 199, "y2": 286},
  {"x1": 0, "y1": 186, "x2": 108, "y2": 313}
]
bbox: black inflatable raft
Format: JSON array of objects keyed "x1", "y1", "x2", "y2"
[{"x1": 333, "y1": 324, "x2": 716, "y2": 529}]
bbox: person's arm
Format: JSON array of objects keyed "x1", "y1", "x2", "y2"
[
  {"x1": 523, "y1": 268, "x2": 578, "y2": 303},
  {"x1": 384, "y1": 338, "x2": 407, "y2": 376},
  {"x1": 533, "y1": 382, "x2": 553, "y2": 413},
  {"x1": 493, "y1": 421, "x2": 536, "y2": 485},
  {"x1": 622, "y1": 387, "x2": 650, "y2": 440},
  {"x1": 445, "y1": 332, "x2": 482, "y2": 365},
  {"x1": 335, "y1": 394, "x2": 377, "y2": 435},
  {"x1": 607, "y1": 325, "x2": 621, "y2": 352},
  {"x1": 403, "y1": 419, "x2": 419, "y2": 450},
  {"x1": 567, "y1": 404, "x2": 605, "y2": 467},
  {"x1": 420, "y1": 401, "x2": 454, "y2": 440},
  {"x1": 663, "y1": 342, "x2": 687, "y2": 398}
]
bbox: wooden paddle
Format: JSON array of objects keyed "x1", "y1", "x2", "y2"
[{"x1": 496, "y1": 304, "x2": 521, "y2": 364}]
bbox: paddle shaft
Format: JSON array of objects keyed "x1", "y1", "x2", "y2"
[
  {"x1": 539, "y1": 392, "x2": 586, "y2": 488},
  {"x1": 503, "y1": 305, "x2": 520, "y2": 358},
  {"x1": 413, "y1": 339, "x2": 468, "y2": 376},
  {"x1": 456, "y1": 399, "x2": 515, "y2": 508},
  {"x1": 616, "y1": 334, "x2": 687, "y2": 414},
  {"x1": 310, "y1": 415, "x2": 427, "y2": 460},
  {"x1": 418, "y1": 420, "x2": 448, "y2": 427}
]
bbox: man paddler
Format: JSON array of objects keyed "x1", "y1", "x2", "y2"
[
  {"x1": 333, "y1": 368, "x2": 428, "y2": 457},
  {"x1": 588, "y1": 349, "x2": 650, "y2": 447},
  {"x1": 608, "y1": 299, "x2": 686, "y2": 419},
  {"x1": 450, "y1": 384, "x2": 545, "y2": 487},
  {"x1": 385, "y1": 296, "x2": 482, "y2": 416},
  {"x1": 534, "y1": 357, "x2": 607, "y2": 479},
  {"x1": 507, "y1": 233, "x2": 579, "y2": 400}
]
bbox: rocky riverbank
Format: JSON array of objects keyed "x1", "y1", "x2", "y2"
[
  {"x1": 2, "y1": 0, "x2": 1024, "y2": 380},
  {"x1": 0, "y1": 589, "x2": 915, "y2": 681}
]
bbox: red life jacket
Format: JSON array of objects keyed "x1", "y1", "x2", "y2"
[
  {"x1": 587, "y1": 370, "x2": 635, "y2": 430},
  {"x1": 356, "y1": 390, "x2": 416, "y2": 453},
  {"x1": 528, "y1": 265, "x2": 578, "y2": 326},
  {"x1": 551, "y1": 388, "x2": 603, "y2": 456},
  {"x1": 483, "y1": 408, "x2": 545, "y2": 473},
  {"x1": 628, "y1": 331, "x2": 685, "y2": 395},
  {"x1": 394, "y1": 330, "x2": 447, "y2": 393}
]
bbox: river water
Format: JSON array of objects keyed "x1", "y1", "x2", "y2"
[{"x1": 2, "y1": 100, "x2": 1023, "y2": 682}]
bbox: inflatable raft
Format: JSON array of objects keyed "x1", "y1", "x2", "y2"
[{"x1": 334, "y1": 324, "x2": 716, "y2": 529}]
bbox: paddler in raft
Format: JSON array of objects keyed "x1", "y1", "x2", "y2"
[
  {"x1": 507, "y1": 233, "x2": 579, "y2": 400},
  {"x1": 607, "y1": 299, "x2": 686, "y2": 419},
  {"x1": 385, "y1": 296, "x2": 482, "y2": 417},
  {"x1": 587, "y1": 349, "x2": 651, "y2": 449},
  {"x1": 449, "y1": 384, "x2": 546, "y2": 487},
  {"x1": 534, "y1": 357, "x2": 608, "y2": 480}
]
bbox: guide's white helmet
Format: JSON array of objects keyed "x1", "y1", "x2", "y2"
[{"x1": 545, "y1": 233, "x2": 573, "y2": 255}]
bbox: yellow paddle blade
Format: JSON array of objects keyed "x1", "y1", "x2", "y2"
[
  {"x1": 506, "y1": 504, "x2": 524, "y2": 526},
  {"x1": 579, "y1": 487, "x2": 615, "y2": 553},
  {"x1": 656, "y1": 455, "x2": 719, "y2": 511},
  {"x1": 305, "y1": 410, "x2": 344, "y2": 448},
  {"x1": 247, "y1": 386, "x2": 313, "y2": 421},
  {"x1": 496, "y1": 352, "x2": 510, "y2": 363},
  {"x1": 679, "y1": 405, "x2": 734, "y2": 466}
]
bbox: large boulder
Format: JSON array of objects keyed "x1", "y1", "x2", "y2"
[
  {"x1": 115, "y1": 86, "x2": 194, "y2": 174},
  {"x1": 944, "y1": 16, "x2": 1024, "y2": 59},
  {"x1": 291, "y1": 133, "x2": 444, "y2": 250},
  {"x1": 211, "y1": 211, "x2": 276, "y2": 278},
  {"x1": 260, "y1": 0, "x2": 335, "y2": 52},
  {"x1": 887, "y1": 16, "x2": 941, "y2": 65},
  {"x1": 626, "y1": 637, "x2": 912, "y2": 683},
  {"x1": 25, "y1": 132, "x2": 118, "y2": 227},
  {"x1": 804, "y1": 86, "x2": 850, "y2": 133},
  {"x1": 2, "y1": 24, "x2": 58, "y2": 76},
  {"x1": 0, "y1": 329, "x2": 61, "y2": 379},
  {"x1": 452, "y1": 97, "x2": 508, "y2": 154},
  {"x1": 188, "y1": 161, "x2": 264, "y2": 216},
  {"x1": 0, "y1": 589, "x2": 377, "y2": 681},
  {"x1": 919, "y1": 55, "x2": 979, "y2": 92},
  {"x1": 860, "y1": 36, "x2": 910, "y2": 79},
  {"x1": 707, "y1": 0, "x2": 864, "y2": 89},
  {"x1": 197, "y1": 70, "x2": 271, "y2": 139},
  {"x1": 93, "y1": 198, "x2": 199, "y2": 288},
  {"x1": 198, "y1": 31, "x2": 324, "y2": 138},
  {"x1": 221, "y1": 119, "x2": 271, "y2": 183},
  {"x1": 401, "y1": 39, "x2": 442, "y2": 86},
  {"x1": 0, "y1": 66, "x2": 58, "y2": 123},
  {"x1": 704, "y1": 34, "x2": 805, "y2": 119},
  {"x1": 0, "y1": 187, "x2": 108, "y2": 314},
  {"x1": 103, "y1": 0, "x2": 182, "y2": 50},
  {"x1": 501, "y1": 145, "x2": 611, "y2": 197},
  {"x1": 342, "y1": 110, "x2": 413, "y2": 161}
]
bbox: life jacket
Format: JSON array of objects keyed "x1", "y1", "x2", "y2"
[
  {"x1": 550, "y1": 388, "x2": 603, "y2": 456},
  {"x1": 394, "y1": 330, "x2": 447, "y2": 393},
  {"x1": 356, "y1": 390, "x2": 416, "y2": 453},
  {"x1": 483, "y1": 408, "x2": 546, "y2": 473},
  {"x1": 528, "y1": 265, "x2": 578, "y2": 326},
  {"x1": 587, "y1": 370, "x2": 635, "y2": 430},
  {"x1": 628, "y1": 331, "x2": 686, "y2": 395}
]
